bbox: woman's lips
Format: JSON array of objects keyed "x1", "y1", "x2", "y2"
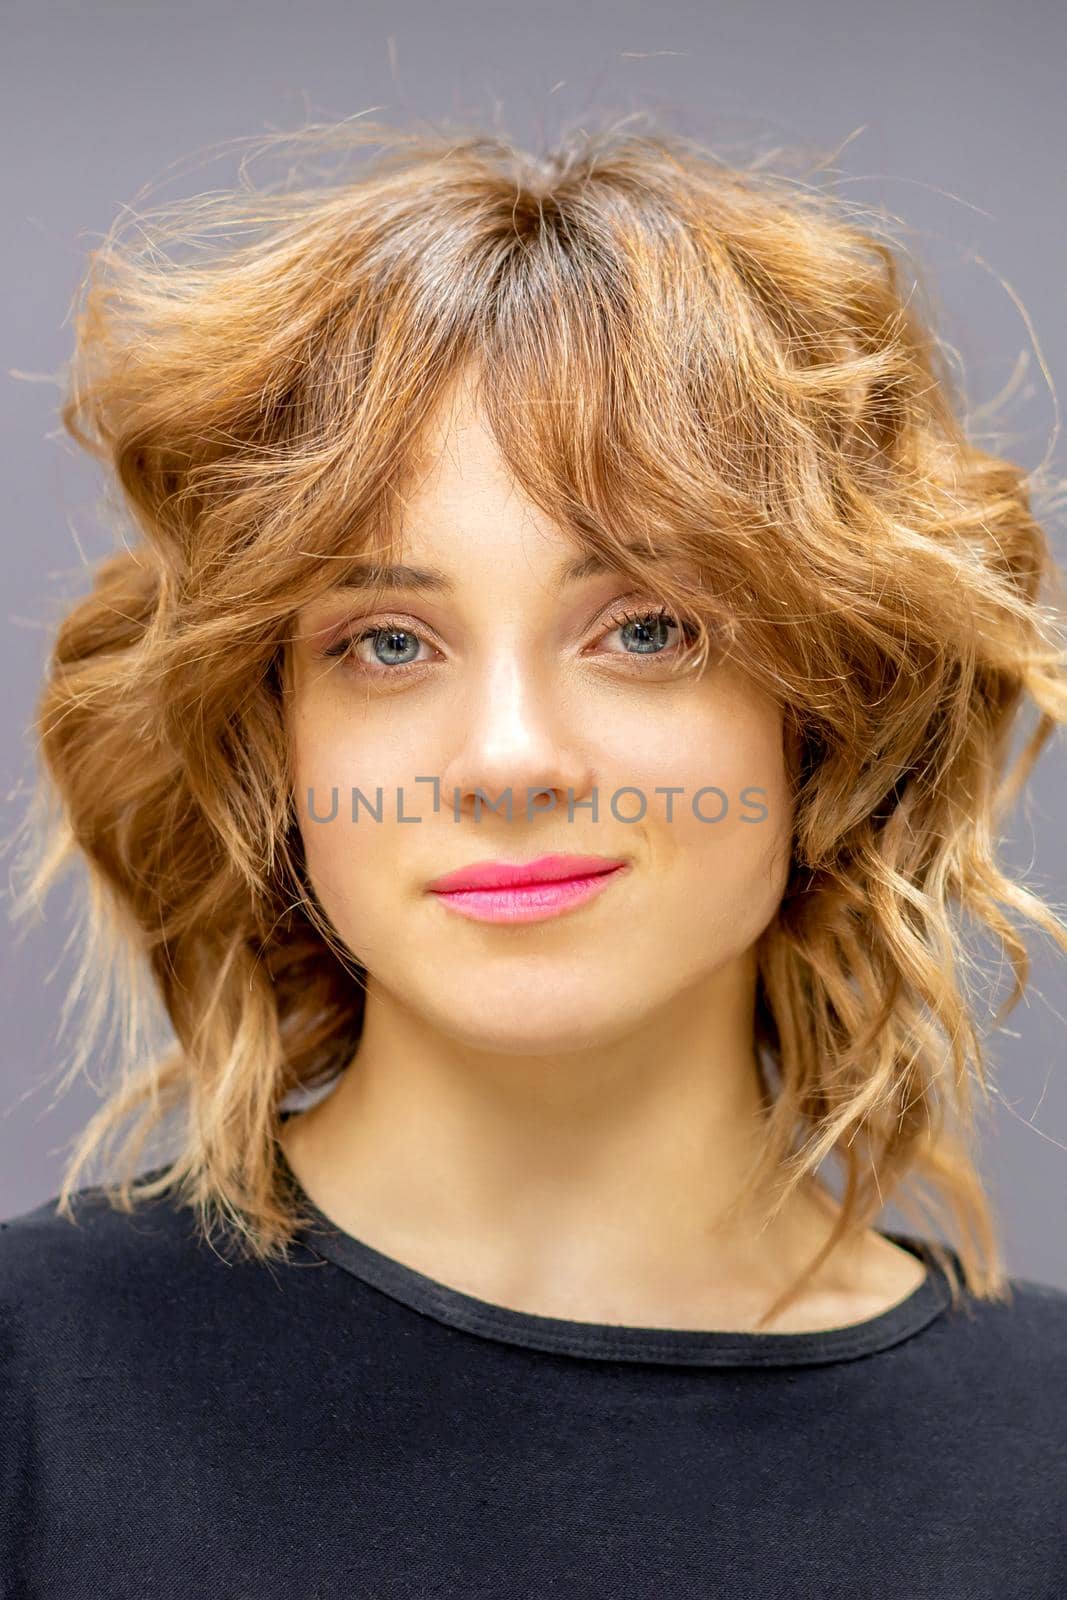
[{"x1": 426, "y1": 856, "x2": 629, "y2": 924}]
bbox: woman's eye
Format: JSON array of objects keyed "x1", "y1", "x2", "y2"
[
  {"x1": 595, "y1": 605, "x2": 697, "y2": 663},
  {"x1": 322, "y1": 623, "x2": 435, "y2": 676}
]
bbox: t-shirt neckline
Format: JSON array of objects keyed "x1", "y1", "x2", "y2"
[{"x1": 275, "y1": 1138, "x2": 955, "y2": 1368}]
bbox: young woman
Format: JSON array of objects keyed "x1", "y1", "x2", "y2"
[{"x1": 3, "y1": 116, "x2": 1065, "y2": 1597}]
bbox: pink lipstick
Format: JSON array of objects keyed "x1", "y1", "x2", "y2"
[{"x1": 426, "y1": 853, "x2": 628, "y2": 925}]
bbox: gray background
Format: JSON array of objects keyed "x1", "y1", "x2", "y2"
[{"x1": 2, "y1": 0, "x2": 1064, "y2": 1284}]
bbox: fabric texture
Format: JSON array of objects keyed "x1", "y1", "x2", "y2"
[{"x1": 1, "y1": 1136, "x2": 1065, "y2": 1599}]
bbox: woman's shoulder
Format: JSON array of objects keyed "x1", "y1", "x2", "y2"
[
  {"x1": 890, "y1": 1244, "x2": 1067, "y2": 1419},
  {"x1": 892, "y1": 1231, "x2": 1067, "y2": 1338},
  {"x1": 956, "y1": 1266, "x2": 1067, "y2": 1355},
  {"x1": 0, "y1": 1168, "x2": 325, "y2": 1334},
  {"x1": 0, "y1": 1172, "x2": 197, "y2": 1323},
  {"x1": 1, "y1": 1168, "x2": 192, "y2": 1251}
]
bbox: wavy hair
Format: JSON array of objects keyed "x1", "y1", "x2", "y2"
[{"x1": 10, "y1": 112, "x2": 1067, "y2": 1328}]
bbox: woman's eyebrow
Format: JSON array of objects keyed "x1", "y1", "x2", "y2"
[
  {"x1": 326, "y1": 562, "x2": 455, "y2": 596},
  {"x1": 321, "y1": 543, "x2": 660, "y2": 596}
]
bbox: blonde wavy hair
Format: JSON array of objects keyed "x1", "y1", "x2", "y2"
[{"x1": 9, "y1": 112, "x2": 1067, "y2": 1329}]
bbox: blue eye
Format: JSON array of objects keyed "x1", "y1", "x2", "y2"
[
  {"x1": 608, "y1": 607, "x2": 680, "y2": 655},
  {"x1": 322, "y1": 623, "x2": 431, "y2": 673},
  {"x1": 601, "y1": 605, "x2": 698, "y2": 660},
  {"x1": 365, "y1": 627, "x2": 422, "y2": 667}
]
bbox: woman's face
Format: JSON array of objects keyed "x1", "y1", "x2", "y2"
[{"x1": 286, "y1": 383, "x2": 794, "y2": 1055}]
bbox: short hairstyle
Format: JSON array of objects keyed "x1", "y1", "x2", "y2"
[{"x1": 11, "y1": 113, "x2": 1067, "y2": 1328}]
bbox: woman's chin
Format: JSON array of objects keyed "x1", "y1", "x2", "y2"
[{"x1": 423, "y1": 993, "x2": 644, "y2": 1057}]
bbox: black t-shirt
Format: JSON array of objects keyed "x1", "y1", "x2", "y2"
[{"x1": 2, "y1": 1138, "x2": 1065, "y2": 1600}]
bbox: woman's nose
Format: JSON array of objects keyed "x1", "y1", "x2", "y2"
[{"x1": 436, "y1": 651, "x2": 596, "y2": 825}]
